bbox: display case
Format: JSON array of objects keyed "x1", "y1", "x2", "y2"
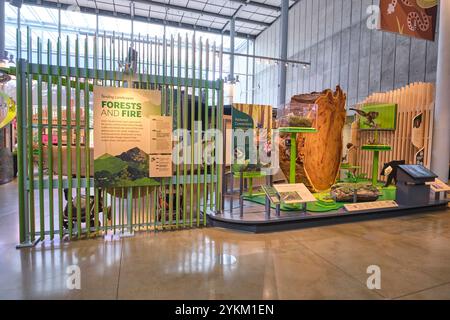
[{"x1": 276, "y1": 102, "x2": 318, "y2": 133}]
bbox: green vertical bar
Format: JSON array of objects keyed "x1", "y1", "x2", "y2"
[
  {"x1": 95, "y1": 188, "x2": 99, "y2": 233},
  {"x1": 127, "y1": 188, "x2": 133, "y2": 234},
  {"x1": 203, "y1": 40, "x2": 209, "y2": 226},
  {"x1": 84, "y1": 36, "x2": 91, "y2": 236},
  {"x1": 103, "y1": 32, "x2": 106, "y2": 86},
  {"x1": 146, "y1": 187, "x2": 150, "y2": 230},
  {"x1": 161, "y1": 32, "x2": 167, "y2": 226},
  {"x1": 155, "y1": 36, "x2": 159, "y2": 88},
  {"x1": 175, "y1": 34, "x2": 181, "y2": 228},
  {"x1": 66, "y1": 35, "x2": 73, "y2": 237},
  {"x1": 47, "y1": 39, "x2": 54, "y2": 239},
  {"x1": 146, "y1": 35, "x2": 150, "y2": 89},
  {"x1": 93, "y1": 35, "x2": 99, "y2": 233},
  {"x1": 372, "y1": 151, "x2": 380, "y2": 186},
  {"x1": 121, "y1": 188, "x2": 125, "y2": 233},
  {"x1": 139, "y1": 34, "x2": 143, "y2": 88},
  {"x1": 109, "y1": 35, "x2": 112, "y2": 86},
  {"x1": 183, "y1": 34, "x2": 188, "y2": 226},
  {"x1": 37, "y1": 38, "x2": 45, "y2": 240},
  {"x1": 168, "y1": 35, "x2": 174, "y2": 227},
  {"x1": 137, "y1": 188, "x2": 141, "y2": 229},
  {"x1": 16, "y1": 29, "x2": 26, "y2": 243},
  {"x1": 75, "y1": 36, "x2": 82, "y2": 238},
  {"x1": 112, "y1": 188, "x2": 116, "y2": 234},
  {"x1": 112, "y1": 32, "x2": 116, "y2": 84},
  {"x1": 290, "y1": 132, "x2": 296, "y2": 184},
  {"x1": 57, "y1": 36, "x2": 64, "y2": 239},
  {"x1": 210, "y1": 42, "x2": 216, "y2": 211},
  {"x1": 94, "y1": 35, "x2": 98, "y2": 80},
  {"x1": 147, "y1": 35, "x2": 153, "y2": 89},
  {"x1": 103, "y1": 189, "x2": 107, "y2": 233},
  {"x1": 217, "y1": 79, "x2": 224, "y2": 212},
  {"x1": 190, "y1": 33, "x2": 195, "y2": 228},
  {"x1": 27, "y1": 27, "x2": 35, "y2": 242},
  {"x1": 152, "y1": 187, "x2": 157, "y2": 229},
  {"x1": 197, "y1": 38, "x2": 202, "y2": 227}
]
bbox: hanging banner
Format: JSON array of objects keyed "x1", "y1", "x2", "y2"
[
  {"x1": 93, "y1": 86, "x2": 166, "y2": 188},
  {"x1": 379, "y1": 0, "x2": 438, "y2": 41}
]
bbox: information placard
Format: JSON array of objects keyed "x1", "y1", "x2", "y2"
[
  {"x1": 427, "y1": 179, "x2": 450, "y2": 193},
  {"x1": 273, "y1": 183, "x2": 317, "y2": 205},
  {"x1": 149, "y1": 115, "x2": 173, "y2": 155},
  {"x1": 344, "y1": 200, "x2": 399, "y2": 212},
  {"x1": 93, "y1": 86, "x2": 162, "y2": 187}
]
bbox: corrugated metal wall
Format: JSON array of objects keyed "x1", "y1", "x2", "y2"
[{"x1": 254, "y1": 0, "x2": 439, "y2": 108}]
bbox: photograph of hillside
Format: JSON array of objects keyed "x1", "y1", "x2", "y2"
[{"x1": 94, "y1": 147, "x2": 159, "y2": 187}]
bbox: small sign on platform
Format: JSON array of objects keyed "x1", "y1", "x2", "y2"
[
  {"x1": 427, "y1": 179, "x2": 450, "y2": 193},
  {"x1": 344, "y1": 200, "x2": 399, "y2": 212},
  {"x1": 261, "y1": 185, "x2": 281, "y2": 205},
  {"x1": 273, "y1": 183, "x2": 317, "y2": 205}
]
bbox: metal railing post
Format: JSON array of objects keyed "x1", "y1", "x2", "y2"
[{"x1": 16, "y1": 58, "x2": 33, "y2": 248}]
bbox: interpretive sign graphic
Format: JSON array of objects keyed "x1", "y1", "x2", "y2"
[
  {"x1": 231, "y1": 103, "x2": 272, "y2": 173},
  {"x1": 380, "y1": 0, "x2": 438, "y2": 41},
  {"x1": 359, "y1": 103, "x2": 397, "y2": 131},
  {"x1": 344, "y1": 200, "x2": 399, "y2": 212},
  {"x1": 93, "y1": 86, "x2": 162, "y2": 187},
  {"x1": 273, "y1": 183, "x2": 317, "y2": 205}
]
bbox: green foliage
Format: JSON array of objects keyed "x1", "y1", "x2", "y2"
[
  {"x1": 94, "y1": 149, "x2": 155, "y2": 187},
  {"x1": 344, "y1": 171, "x2": 367, "y2": 183},
  {"x1": 287, "y1": 115, "x2": 313, "y2": 128},
  {"x1": 94, "y1": 154, "x2": 127, "y2": 174}
]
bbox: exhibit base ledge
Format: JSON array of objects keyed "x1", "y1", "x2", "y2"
[{"x1": 206, "y1": 200, "x2": 449, "y2": 233}]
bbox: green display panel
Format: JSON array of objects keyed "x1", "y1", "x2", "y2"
[
  {"x1": 231, "y1": 104, "x2": 272, "y2": 173},
  {"x1": 359, "y1": 103, "x2": 397, "y2": 131}
]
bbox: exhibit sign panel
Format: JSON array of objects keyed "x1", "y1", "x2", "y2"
[
  {"x1": 93, "y1": 86, "x2": 167, "y2": 187},
  {"x1": 344, "y1": 200, "x2": 399, "y2": 212},
  {"x1": 358, "y1": 103, "x2": 397, "y2": 131},
  {"x1": 273, "y1": 183, "x2": 317, "y2": 205},
  {"x1": 231, "y1": 103, "x2": 272, "y2": 173},
  {"x1": 379, "y1": 0, "x2": 438, "y2": 41}
]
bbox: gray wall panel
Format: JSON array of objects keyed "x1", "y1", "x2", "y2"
[
  {"x1": 409, "y1": 38, "x2": 427, "y2": 83},
  {"x1": 380, "y1": 32, "x2": 396, "y2": 92},
  {"x1": 394, "y1": 35, "x2": 411, "y2": 89},
  {"x1": 253, "y1": 0, "x2": 438, "y2": 109},
  {"x1": 368, "y1": 29, "x2": 382, "y2": 93}
]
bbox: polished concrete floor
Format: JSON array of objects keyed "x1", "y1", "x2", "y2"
[{"x1": 1, "y1": 181, "x2": 450, "y2": 299}]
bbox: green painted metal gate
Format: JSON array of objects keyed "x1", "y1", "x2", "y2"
[{"x1": 13, "y1": 28, "x2": 224, "y2": 246}]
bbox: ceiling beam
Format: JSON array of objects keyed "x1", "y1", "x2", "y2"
[
  {"x1": 132, "y1": 0, "x2": 271, "y2": 27},
  {"x1": 228, "y1": 0, "x2": 281, "y2": 12},
  {"x1": 20, "y1": 0, "x2": 257, "y2": 39}
]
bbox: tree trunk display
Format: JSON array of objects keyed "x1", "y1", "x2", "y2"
[{"x1": 278, "y1": 86, "x2": 347, "y2": 192}]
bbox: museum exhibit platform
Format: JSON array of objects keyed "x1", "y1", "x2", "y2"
[{"x1": 206, "y1": 196, "x2": 449, "y2": 233}]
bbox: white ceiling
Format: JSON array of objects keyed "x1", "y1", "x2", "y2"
[{"x1": 20, "y1": 0, "x2": 298, "y2": 37}]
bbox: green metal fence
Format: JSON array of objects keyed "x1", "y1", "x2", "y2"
[{"x1": 14, "y1": 28, "x2": 224, "y2": 247}]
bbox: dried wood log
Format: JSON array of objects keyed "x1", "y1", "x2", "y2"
[{"x1": 279, "y1": 86, "x2": 347, "y2": 192}]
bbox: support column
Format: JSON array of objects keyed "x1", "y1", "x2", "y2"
[
  {"x1": 229, "y1": 17, "x2": 235, "y2": 82},
  {"x1": 431, "y1": 2, "x2": 450, "y2": 182},
  {"x1": 0, "y1": 0, "x2": 5, "y2": 60},
  {"x1": 278, "y1": 0, "x2": 289, "y2": 107}
]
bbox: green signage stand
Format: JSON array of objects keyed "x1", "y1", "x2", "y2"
[
  {"x1": 279, "y1": 127, "x2": 317, "y2": 184},
  {"x1": 361, "y1": 144, "x2": 392, "y2": 185}
]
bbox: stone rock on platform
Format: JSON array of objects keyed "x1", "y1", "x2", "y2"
[{"x1": 330, "y1": 183, "x2": 381, "y2": 203}]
